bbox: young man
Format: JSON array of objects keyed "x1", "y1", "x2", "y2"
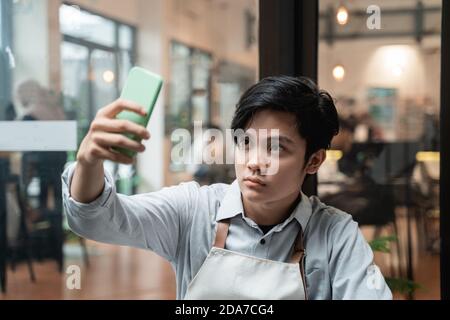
[{"x1": 62, "y1": 76, "x2": 392, "y2": 300}]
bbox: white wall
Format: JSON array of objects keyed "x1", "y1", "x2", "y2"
[
  {"x1": 318, "y1": 36, "x2": 441, "y2": 140},
  {"x1": 65, "y1": 0, "x2": 140, "y2": 25},
  {"x1": 318, "y1": 38, "x2": 441, "y2": 104}
]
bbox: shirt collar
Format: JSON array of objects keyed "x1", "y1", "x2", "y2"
[
  {"x1": 216, "y1": 179, "x2": 244, "y2": 221},
  {"x1": 216, "y1": 179, "x2": 313, "y2": 232}
]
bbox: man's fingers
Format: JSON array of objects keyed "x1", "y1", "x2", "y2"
[
  {"x1": 92, "y1": 132, "x2": 146, "y2": 153},
  {"x1": 91, "y1": 118, "x2": 151, "y2": 140},
  {"x1": 99, "y1": 99, "x2": 147, "y2": 118},
  {"x1": 91, "y1": 146, "x2": 134, "y2": 165}
]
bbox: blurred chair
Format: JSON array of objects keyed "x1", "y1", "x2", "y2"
[
  {"x1": 0, "y1": 157, "x2": 36, "y2": 291},
  {"x1": 321, "y1": 142, "x2": 422, "y2": 279},
  {"x1": 22, "y1": 152, "x2": 66, "y2": 272},
  {"x1": 6, "y1": 174, "x2": 36, "y2": 282},
  {"x1": 321, "y1": 176, "x2": 403, "y2": 278},
  {"x1": 412, "y1": 157, "x2": 440, "y2": 254}
]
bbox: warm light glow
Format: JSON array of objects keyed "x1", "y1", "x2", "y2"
[
  {"x1": 367, "y1": 45, "x2": 420, "y2": 88},
  {"x1": 392, "y1": 65, "x2": 403, "y2": 77},
  {"x1": 326, "y1": 150, "x2": 343, "y2": 161},
  {"x1": 103, "y1": 70, "x2": 115, "y2": 83},
  {"x1": 416, "y1": 151, "x2": 440, "y2": 162},
  {"x1": 336, "y1": 6, "x2": 349, "y2": 25},
  {"x1": 332, "y1": 65, "x2": 345, "y2": 81}
]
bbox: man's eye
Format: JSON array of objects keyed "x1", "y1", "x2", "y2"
[
  {"x1": 237, "y1": 136, "x2": 250, "y2": 148},
  {"x1": 269, "y1": 144, "x2": 283, "y2": 152}
]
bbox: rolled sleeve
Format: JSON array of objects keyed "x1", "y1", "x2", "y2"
[
  {"x1": 328, "y1": 215, "x2": 393, "y2": 300},
  {"x1": 61, "y1": 162, "x2": 115, "y2": 218}
]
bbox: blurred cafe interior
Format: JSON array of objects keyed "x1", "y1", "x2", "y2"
[{"x1": 0, "y1": 0, "x2": 447, "y2": 300}]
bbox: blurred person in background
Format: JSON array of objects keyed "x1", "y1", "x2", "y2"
[{"x1": 17, "y1": 80, "x2": 67, "y2": 217}]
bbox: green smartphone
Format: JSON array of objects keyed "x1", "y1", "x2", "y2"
[{"x1": 113, "y1": 67, "x2": 163, "y2": 157}]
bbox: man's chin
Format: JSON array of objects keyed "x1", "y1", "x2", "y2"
[{"x1": 241, "y1": 186, "x2": 268, "y2": 201}]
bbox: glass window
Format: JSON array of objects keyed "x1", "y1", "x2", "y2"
[
  {"x1": 168, "y1": 42, "x2": 191, "y2": 131},
  {"x1": 119, "y1": 25, "x2": 133, "y2": 50},
  {"x1": 0, "y1": 0, "x2": 258, "y2": 300},
  {"x1": 118, "y1": 50, "x2": 133, "y2": 90},
  {"x1": 90, "y1": 49, "x2": 117, "y2": 113},
  {"x1": 318, "y1": 0, "x2": 441, "y2": 300},
  {"x1": 60, "y1": 42, "x2": 89, "y2": 141},
  {"x1": 59, "y1": 4, "x2": 115, "y2": 47},
  {"x1": 59, "y1": 5, "x2": 136, "y2": 196}
]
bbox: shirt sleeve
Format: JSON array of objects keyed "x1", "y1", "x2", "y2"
[
  {"x1": 61, "y1": 161, "x2": 199, "y2": 263},
  {"x1": 327, "y1": 214, "x2": 393, "y2": 300}
]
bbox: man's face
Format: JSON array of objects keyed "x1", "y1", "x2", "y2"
[{"x1": 234, "y1": 109, "x2": 313, "y2": 204}]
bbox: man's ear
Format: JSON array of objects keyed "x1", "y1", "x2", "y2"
[{"x1": 305, "y1": 149, "x2": 326, "y2": 174}]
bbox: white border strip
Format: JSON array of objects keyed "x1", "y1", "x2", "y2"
[{"x1": 0, "y1": 121, "x2": 77, "y2": 151}]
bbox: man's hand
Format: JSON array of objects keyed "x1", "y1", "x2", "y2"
[
  {"x1": 77, "y1": 98, "x2": 151, "y2": 166},
  {"x1": 70, "y1": 99, "x2": 151, "y2": 203}
]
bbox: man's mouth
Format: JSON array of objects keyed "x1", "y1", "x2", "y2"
[{"x1": 243, "y1": 176, "x2": 266, "y2": 187}]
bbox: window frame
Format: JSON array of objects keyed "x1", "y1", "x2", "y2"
[{"x1": 61, "y1": 2, "x2": 137, "y2": 122}]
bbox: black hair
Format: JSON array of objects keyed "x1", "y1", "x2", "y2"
[{"x1": 231, "y1": 75, "x2": 340, "y2": 163}]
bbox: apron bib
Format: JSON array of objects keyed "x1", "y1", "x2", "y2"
[{"x1": 184, "y1": 218, "x2": 308, "y2": 300}]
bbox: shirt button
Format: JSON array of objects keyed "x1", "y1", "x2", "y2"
[{"x1": 260, "y1": 239, "x2": 266, "y2": 245}]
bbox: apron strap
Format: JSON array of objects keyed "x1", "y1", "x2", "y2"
[
  {"x1": 289, "y1": 224, "x2": 305, "y2": 264},
  {"x1": 290, "y1": 224, "x2": 308, "y2": 300},
  {"x1": 213, "y1": 218, "x2": 231, "y2": 249}
]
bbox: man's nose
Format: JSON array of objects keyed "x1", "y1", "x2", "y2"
[{"x1": 247, "y1": 148, "x2": 270, "y2": 173}]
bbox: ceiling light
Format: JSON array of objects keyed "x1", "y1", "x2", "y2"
[
  {"x1": 333, "y1": 64, "x2": 345, "y2": 81},
  {"x1": 103, "y1": 70, "x2": 115, "y2": 83},
  {"x1": 336, "y1": 6, "x2": 349, "y2": 25}
]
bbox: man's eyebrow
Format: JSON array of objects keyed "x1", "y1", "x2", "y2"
[
  {"x1": 269, "y1": 135, "x2": 294, "y2": 144},
  {"x1": 242, "y1": 131, "x2": 295, "y2": 144}
]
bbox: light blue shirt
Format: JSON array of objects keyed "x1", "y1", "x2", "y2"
[{"x1": 61, "y1": 162, "x2": 392, "y2": 300}]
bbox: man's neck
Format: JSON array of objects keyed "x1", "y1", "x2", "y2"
[{"x1": 242, "y1": 192, "x2": 302, "y2": 226}]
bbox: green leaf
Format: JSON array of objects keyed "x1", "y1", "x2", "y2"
[
  {"x1": 369, "y1": 235, "x2": 397, "y2": 253},
  {"x1": 370, "y1": 234, "x2": 423, "y2": 296},
  {"x1": 385, "y1": 277, "x2": 421, "y2": 295}
]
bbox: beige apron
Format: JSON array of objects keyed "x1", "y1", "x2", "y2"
[{"x1": 184, "y1": 218, "x2": 308, "y2": 300}]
